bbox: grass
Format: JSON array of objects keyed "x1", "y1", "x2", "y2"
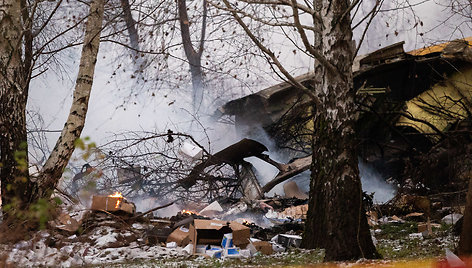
[
  {"x1": 106, "y1": 249, "x2": 324, "y2": 268},
  {"x1": 375, "y1": 222, "x2": 457, "y2": 260},
  {"x1": 104, "y1": 223, "x2": 458, "y2": 267},
  {"x1": 375, "y1": 221, "x2": 418, "y2": 240}
]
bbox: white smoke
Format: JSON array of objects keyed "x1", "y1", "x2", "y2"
[{"x1": 359, "y1": 159, "x2": 396, "y2": 204}]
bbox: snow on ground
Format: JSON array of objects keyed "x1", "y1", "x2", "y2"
[{"x1": 1, "y1": 222, "x2": 185, "y2": 267}]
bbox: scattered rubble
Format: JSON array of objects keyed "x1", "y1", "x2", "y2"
[
  {"x1": 1, "y1": 186, "x2": 468, "y2": 267},
  {"x1": 0, "y1": 190, "x2": 313, "y2": 267}
]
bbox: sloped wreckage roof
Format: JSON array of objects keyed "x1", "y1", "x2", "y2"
[{"x1": 216, "y1": 37, "x2": 472, "y2": 141}]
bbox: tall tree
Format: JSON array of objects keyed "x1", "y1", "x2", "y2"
[
  {"x1": 217, "y1": 0, "x2": 379, "y2": 260},
  {"x1": 120, "y1": 0, "x2": 139, "y2": 51},
  {"x1": 34, "y1": 0, "x2": 105, "y2": 199},
  {"x1": 118, "y1": 0, "x2": 148, "y2": 77},
  {"x1": 301, "y1": 0, "x2": 378, "y2": 260},
  {"x1": 0, "y1": 0, "x2": 33, "y2": 212},
  {"x1": 178, "y1": 0, "x2": 207, "y2": 112},
  {"x1": 0, "y1": 0, "x2": 105, "y2": 220}
]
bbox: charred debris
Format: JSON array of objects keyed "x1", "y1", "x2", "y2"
[
  {"x1": 4, "y1": 38, "x2": 471, "y2": 264},
  {"x1": 216, "y1": 37, "x2": 472, "y2": 201}
]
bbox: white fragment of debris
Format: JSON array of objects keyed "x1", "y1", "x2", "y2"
[
  {"x1": 166, "y1": 241, "x2": 177, "y2": 248},
  {"x1": 408, "y1": 232, "x2": 424, "y2": 239},
  {"x1": 265, "y1": 209, "x2": 280, "y2": 219},
  {"x1": 183, "y1": 244, "x2": 193, "y2": 255},
  {"x1": 199, "y1": 200, "x2": 223, "y2": 216},
  {"x1": 132, "y1": 223, "x2": 147, "y2": 230},
  {"x1": 272, "y1": 243, "x2": 285, "y2": 253},
  {"x1": 179, "y1": 141, "x2": 203, "y2": 161},
  {"x1": 247, "y1": 242, "x2": 258, "y2": 255},
  {"x1": 222, "y1": 202, "x2": 248, "y2": 218},
  {"x1": 196, "y1": 244, "x2": 209, "y2": 254},
  {"x1": 442, "y1": 213, "x2": 463, "y2": 225},
  {"x1": 221, "y1": 233, "x2": 233, "y2": 248}
]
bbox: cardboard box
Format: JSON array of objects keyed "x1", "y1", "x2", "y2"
[
  {"x1": 206, "y1": 248, "x2": 223, "y2": 258},
  {"x1": 418, "y1": 223, "x2": 428, "y2": 233},
  {"x1": 189, "y1": 219, "x2": 250, "y2": 254},
  {"x1": 252, "y1": 241, "x2": 273, "y2": 255},
  {"x1": 221, "y1": 233, "x2": 233, "y2": 248},
  {"x1": 229, "y1": 221, "x2": 250, "y2": 247},
  {"x1": 223, "y1": 247, "x2": 240, "y2": 258},
  {"x1": 166, "y1": 226, "x2": 190, "y2": 246},
  {"x1": 277, "y1": 234, "x2": 302, "y2": 248},
  {"x1": 196, "y1": 244, "x2": 209, "y2": 254},
  {"x1": 91, "y1": 195, "x2": 136, "y2": 214}
]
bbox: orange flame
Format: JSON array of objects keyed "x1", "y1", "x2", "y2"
[
  {"x1": 109, "y1": 192, "x2": 123, "y2": 198},
  {"x1": 181, "y1": 209, "x2": 198, "y2": 215},
  {"x1": 108, "y1": 192, "x2": 123, "y2": 209}
]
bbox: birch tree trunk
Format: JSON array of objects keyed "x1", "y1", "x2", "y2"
[
  {"x1": 0, "y1": 0, "x2": 32, "y2": 212},
  {"x1": 302, "y1": 0, "x2": 379, "y2": 261},
  {"x1": 34, "y1": 0, "x2": 105, "y2": 199},
  {"x1": 220, "y1": 0, "x2": 379, "y2": 260}
]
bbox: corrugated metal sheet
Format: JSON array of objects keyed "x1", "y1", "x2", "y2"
[{"x1": 407, "y1": 37, "x2": 472, "y2": 56}]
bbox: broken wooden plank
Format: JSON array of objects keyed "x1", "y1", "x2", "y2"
[{"x1": 260, "y1": 155, "x2": 312, "y2": 194}]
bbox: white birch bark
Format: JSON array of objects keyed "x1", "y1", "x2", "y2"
[
  {"x1": 37, "y1": 0, "x2": 105, "y2": 197},
  {"x1": 0, "y1": 0, "x2": 31, "y2": 211}
]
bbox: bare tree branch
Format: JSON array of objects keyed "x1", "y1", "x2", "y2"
[{"x1": 218, "y1": 0, "x2": 320, "y2": 104}]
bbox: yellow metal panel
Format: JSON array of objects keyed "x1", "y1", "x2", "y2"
[
  {"x1": 407, "y1": 37, "x2": 472, "y2": 56},
  {"x1": 396, "y1": 67, "x2": 472, "y2": 141}
]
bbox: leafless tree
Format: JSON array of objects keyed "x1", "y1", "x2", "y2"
[
  {"x1": 208, "y1": 0, "x2": 385, "y2": 260},
  {"x1": 0, "y1": 0, "x2": 105, "y2": 222},
  {"x1": 88, "y1": 131, "x2": 246, "y2": 202},
  {"x1": 178, "y1": 0, "x2": 207, "y2": 112}
]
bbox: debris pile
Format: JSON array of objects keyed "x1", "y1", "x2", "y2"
[
  {"x1": 160, "y1": 197, "x2": 308, "y2": 259},
  {"x1": 1, "y1": 188, "x2": 312, "y2": 266}
]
